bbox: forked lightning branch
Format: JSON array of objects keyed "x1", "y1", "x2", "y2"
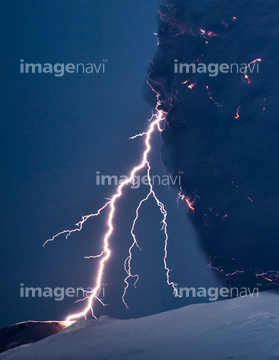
[{"x1": 45, "y1": 110, "x2": 187, "y2": 324}]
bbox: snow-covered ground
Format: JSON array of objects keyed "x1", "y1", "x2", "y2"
[{"x1": 1, "y1": 291, "x2": 279, "y2": 360}]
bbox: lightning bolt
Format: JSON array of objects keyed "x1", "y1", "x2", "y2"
[
  {"x1": 46, "y1": 110, "x2": 180, "y2": 324},
  {"x1": 206, "y1": 85, "x2": 223, "y2": 107},
  {"x1": 208, "y1": 257, "x2": 279, "y2": 288},
  {"x1": 235, "y1": 106, "x2": 241, "y2": 119},
  {"x1": 122, "y1": 194, "x2": 147, "y2": 309},
  {"x1": 208, "y1": 257, "x2": 245, "y2": 277},
  {"x1": 244, "y1": 58, "x2": 262, "y2": 84},
  {"x1": 177, "y1": 191, "x2": 196, "y2": 211},
  {"x1": 43, "y1": 202, "x2": 111, "y2": 248}
]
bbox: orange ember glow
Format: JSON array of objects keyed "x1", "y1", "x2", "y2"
[
  {"x1": 185, "y1": 198, "x2": 195, "y2": 211},
  {"x1": 235, "y1": 106, "x2": 241, "y2": 119},
  {"x1": 206, "y1": 85, "x2": 223, "y2": 107},
  {"x1": 244, "y1": 58, "x2": 262, "y2": 84}
]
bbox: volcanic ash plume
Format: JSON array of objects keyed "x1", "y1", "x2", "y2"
[{"x1": 148, "y1": 0, "x2": 279, "y2": 287}]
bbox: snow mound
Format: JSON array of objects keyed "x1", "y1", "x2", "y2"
[{"x1": 1, "y1": 292, "x2": 279, "y2": 360}]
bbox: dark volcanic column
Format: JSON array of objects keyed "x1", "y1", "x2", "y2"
[{"x1": 148, "y1": 0, "x2": 279, "y2": 288}]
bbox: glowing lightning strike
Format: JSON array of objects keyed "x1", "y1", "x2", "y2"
[
  {"x1": 235, "y1": 106, "x2": 241, "y2": 119},
  {"x1": 206, "y1": 85, "x2": 223, "y2": 107},
  {"x1": 122, "y1": 194, "x2": 148, "y2": 309},
  {"x1": 128, "y1": 132, "x2": 148, "y2": 140},
  {"x1": 144, "y1": 160, "x2": 180, "y2": 298},
  {"x1": 43, "y1": 201, "x2": 111, "y2": 248},
  {"x1": 46, "y1": 110, "x2": 179, "y2": 324},
  {"x1": 244, "y1": 58, "x2": 262, "y2": 84},
  {"x1": 177, "y1": 191, "x2": 195, "y2": 211}
]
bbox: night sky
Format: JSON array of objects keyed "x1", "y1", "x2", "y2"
[{"x1": 1, "y1": 0, "x2": 221, "y2": 329}]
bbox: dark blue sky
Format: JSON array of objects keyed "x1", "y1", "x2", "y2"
[{"x1": 0, "y1": 0, "x2": 218, "y2": 328}]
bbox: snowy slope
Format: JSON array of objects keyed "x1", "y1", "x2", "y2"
[{"x1": 1, "y1": 292, "x2": 279, "y2": 360}]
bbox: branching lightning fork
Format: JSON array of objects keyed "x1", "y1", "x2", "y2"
[{"x1": 45, "y1": 110, "x2": 180, "y2": 324}]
